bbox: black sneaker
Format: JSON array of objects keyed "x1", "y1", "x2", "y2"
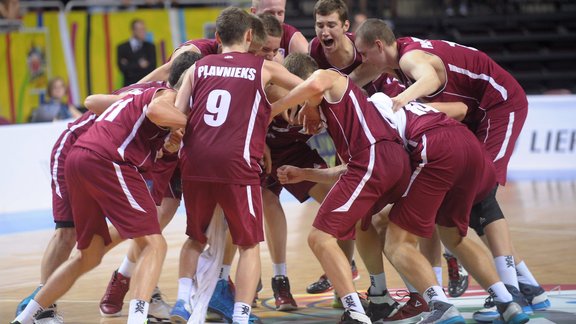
[
  {"x1": 33, "y1": 309, "x2": 64, "y2": 324},
  {"x1": 339, "y1": 310, "x2": 371, "y2": 324},
  {"x1": 271, "y1": 275, "x2": 298, "y2": 311},
  {"x1": 306, "y1": 274, "x2": 333, "y2": 294},
  {"x1": 366, "y1": 289, "x2": 400, "y2": 322}
]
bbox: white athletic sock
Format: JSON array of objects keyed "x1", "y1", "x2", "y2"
[
  {"x1": 341, "y1": 292, "x2": 365, "y2": 314},
  {"x1": 400, "y1": 274, "x2": 419, "y2": 293},
  {"x1": 14, "y1": 299, "x2": 43, "y2": 324},
  {"x1": 516, "y1": 261, "x2": 539, "y2": 286},
  {"x1": 127, "y1": 299, "x2": 149, "y2": 324},
  {"x1": 369, "y1": 272, "x2": 387, "y2": 295},
  {"x1": 118, "y1": 256, "x2": 136, "y2": 278},
  {"x1": 273, "y1": 263, "x2": 287, "y2": 277},
  {"x1": 219, "y1": 265, "x2": 231, "y2": 280},
  {"x1": 423, "y1": 286, "x2": 449, "y2": 304},
  {"x1": 177, "y1": 277, "x2": 193, "y2": 302},
  {"x1": 433, "y1": 266, "x2": 443, "y2": 287},
  {"x1": 495, "y1": 255, "x2": 518, "y2": 289},
  {"x1": 488, "y1": 282, "x2": 513, "y2": 303},
  {"x1": 232, "y1": 302, "x2": 251, "y2": 324}
]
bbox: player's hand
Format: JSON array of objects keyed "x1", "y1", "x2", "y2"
[
  {"x1": 164, "y1": 128, "x2": 184, "y2": 153},
  {"x1": 390, "y1": 95, "x2": 408, "y2": 112},
  {"x1": 298, "y1": 103, "x2": 322, "y2": 134},
  {"x1": 277, "y1": 165, "x2": 306, "y2": 184}
]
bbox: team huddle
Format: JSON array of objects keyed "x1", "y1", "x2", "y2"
[{"x1": 12, "y1": 1, "x2": 551, "y2": 324}]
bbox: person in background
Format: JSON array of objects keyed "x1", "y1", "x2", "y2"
[
  {"x1": 117, "y1": 19, "x2": 157, "y2": 86},
  {"x1": 31, "y1": 77, "x2": 82, "y2": 123},
  {"x1": 0, "y1": 0, "x2": 20, "y2": 19}
]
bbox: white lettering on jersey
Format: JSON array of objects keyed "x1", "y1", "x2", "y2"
[
  {"x1": 197, "y1": 65, "x2": 256, "y2": 81},
  {"x1": 410, "y1": 37, "x2": 434, "y2": 49}
]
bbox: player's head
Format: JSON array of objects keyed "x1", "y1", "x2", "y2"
[
  {"x1": 284, "y1": 53, "x2": 318, "y2": 80},
  {"x1": 251, "y1": 0, "x2": 286, "y2": 24},
  {"x1": 131, "y1": 19, "x2": 147, "y2": 41},
  {"x1": 314, "y1": 0, "x2": 350, "y2": 53},
  {"x1": 47, "y1": 77, "x2": 67, "y2": 100},
  {"x1": 215, "y1": 7, "x2": 254, "y2": 49},
  {"x1": 255, "y1": 13, "x2": 283, "y2": 61},
  {"x1": 168, "y1": 51, "x2": 202, "y2": 89},
  {"x1": 248, "y1": 14, "x2": 267, "y2": 54},
  {"x1": 355, "y1": 18, "x2": 397, "y2": 68}
]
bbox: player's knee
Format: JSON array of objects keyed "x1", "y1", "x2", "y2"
[
  {"x1": 137, "y1": 234, "x2": 167, "y2": 253},
  {"x1": 469, "y1": 190, "x2": 505, "y2": 236},
  {"x1": 307, "y1": 228, "x2": 332, "y2": 253}
]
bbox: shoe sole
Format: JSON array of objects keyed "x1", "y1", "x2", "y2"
[
  {"x1": 307, "y1": 286, "x2": 334, "y2": 294},
  {"x1": 170, "y1": 314, "x2": 189, "y2": 324},
  {"x1": 276, "y1": 304, "x2": 298, "y2": 311},
  {"x1": 438, "y1": 315, "x2": 465, "y2": 324},
  {"x1": 99, "y1": 309, "x2": 122, "y2": 317},
  {"x1": 373, "y1": 316, "x2": 423, "y2": 324},
  {"x1": 532, "y1": 300, "x2": 551, "y2": 310}
]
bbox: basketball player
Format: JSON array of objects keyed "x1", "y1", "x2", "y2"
[
  {"x1": 354, "y1": 19, "x2": 549, "y2": 320},
  {"x1": 250, "y1": 0, "x2": 309, "y2": 61},
  {"x1": 173, "y1": 7, "x2": 303, "y2": 324}
]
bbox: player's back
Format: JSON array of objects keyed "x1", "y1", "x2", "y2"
[
  {"x1": 75, "y1": 87, "x2": 170, "y2": 172},
  {"x1": 395, "y1": 37, "x2": 526, "y2": 114},
  {"x1": 181, "y1": 52, "x2": 269, "y2": 185},
  {"x1": 320, "y1": 77, "x2": 402, "y2": 162}
]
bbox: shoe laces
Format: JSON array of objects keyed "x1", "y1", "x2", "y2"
[
  {"x1": 104, "y1": 274, "x2": 128, "y2": 301},
  {"x1": 275, "y1": 277, "x2": 292, "y2": 297},
  {"x1": 394, "y1": 289, "x2": 411, "y2": 302},
  {"x1": 483, "y1": 295, "x2": 495, "y2": 308}
]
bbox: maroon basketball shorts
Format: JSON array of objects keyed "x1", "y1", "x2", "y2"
[
  {"x1": 65, "y1": 147, "x2": 161, "y2": 249},
  {"x1": 314, "y1": 141, "x2": 410, "y2": 240},
  {"x1": 147, "y1": 155, "x2": 181, "y2": 205},
  {"x1": 389, "y1": 126, "x2": 496, "y2": 238},
  {"x1": 265, "y1": 142, "x2": 328, "y2": 202},
  {"x1": 51, "y1": 151, "x2": 74, "y2": 225},
  {"x1": 475, "y1": 101, "x2": 527, "y2": 185},
  {"x1": 182, "y1": 181, "x2": 264, "y2": 247}
]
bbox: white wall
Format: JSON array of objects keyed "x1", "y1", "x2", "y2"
[{"x1": 1, "y1": 95, "x2": 575, "y2": 214}]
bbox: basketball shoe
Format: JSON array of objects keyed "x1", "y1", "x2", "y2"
[
  {"x1": 339, "y1": 310, "x2": 372, "y2": 324},
  {"x1": 15, "y1": 285, "x2": 42, "y2": 316},
  {"x1": 208, "y1": 279, "x2": 261, "y2": 323},
  {"x1": 493, "y1": 299, "x2": 530, "y2": 324},
  {"x1": 443, "y1": 253, "x2": 469, "y2": 297},
  {"x1": 307, "y1": 260, "x2": 360, "y2": 294},
  {"x1": 518, "y1": 282, "x2": 551, "y2": 310},
  {"x1": 384, "y1": 291, "x2": 427, "y2": 323},
  {"x1": 147, "y1": 287, "x2": 170, "y2": 323},
  {"x1": 170, "y1": 299, "x2": 191, "y2": 324},
  {"x1": 32, "y1": 309, "x2": 63, "y2": 324},
  {"x1": 271, "y1": 275, "x2": 298, "y2": 311},
  {"x1": 366, "y1": 288, "x2": 401, "y2": 323},
  {"x1": 474, "y1": 284, "x2": 533, "y2": 323},
  {"x1": 419, "y1": 300, "x2": 465, "y2": 324},
  {"x1": 99, "y1": 270, "x2": 130, "y2": 316}
]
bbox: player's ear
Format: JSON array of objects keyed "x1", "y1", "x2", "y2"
[
  {"x1": 215, "y1": 31, "x2": 222, "y2": 45},
  {"x1": 246, "y1": 28, "x2": 253, "y2": 44},
  {"x1": 343, "y1": 19, "x2": 350, "y2": 32}
]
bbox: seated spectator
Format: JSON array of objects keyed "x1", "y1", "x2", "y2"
[
  {"x1": 30, "y1": 77, "x2": 82, "y2": 122},
  {"x1": 0, "y1": 0, "x2": 20, "y2": 19}
]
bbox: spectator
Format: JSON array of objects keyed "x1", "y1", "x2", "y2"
[
  {"x1": 0, "y1": 0, "x2": 20, "y2": 19},
  {"x1": 117, "y1": 19, "x2": 156, "y2": 86},
  {"x1": 30, "y1": 77, "x2": 82, "y2": 123}
]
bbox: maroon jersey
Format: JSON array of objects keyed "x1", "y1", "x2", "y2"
[
  {"x1": 278, "y1": 23, "x2": 300, "y2": 59},
  {"x1": 112, "y1": 81, "x2": 168, "y2": 95},
  {"x1": 180, "y1": 52, "x2": 270, "y2": 185},
  {"x1": 320, "y1": 77, "x2": 402, "y2": 162},
  {"x1": 75, "y1": 87, "x2": 170, "y2": 172},
  {"x1": 266, "y1": 115, "x2": 311, "y2": 149},
  {"x1": 366, "y1": 73, "x2": 405, "y2": 97},
  {"x1": 309, "y1": 33, "x2": 362, "y2": 75},
  {"x1": 51, "y1": 111, "x2": 97, "y2": 196},
  {"x1": 168, "y1": 38, "x2": 219, "y2": 61},
  {"x1": 394, "y1": 37, "x2": 527, "y2": 127}
]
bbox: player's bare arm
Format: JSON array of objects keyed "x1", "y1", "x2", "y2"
[
  {"x1": 84, "y1": 94, "x2": 122, "y2": 115},
  {"x1": 146, "y1": 89, "x2": 187, "y2": 129},
  {"x1": 174, "y1": 64, "x2": 197, "y2": 114},
  {"x1": 289, "y1": 32, "x2": 309, "y2": 54},
  {"x1": 392, "y1": 50, "x2": 445, "y2": 110},
  {"x1": 349, "y1": 62, "x2": 385, "y2": 88},
  {"x1": 426, "y1": 101, "x2": 468, "y2": 121},
  {"x1": 277, "y1": 164, "x2": 347, "y2": 184},
  {"x1": 139, "y1": 44, "x2": 200, "y2": 83}
]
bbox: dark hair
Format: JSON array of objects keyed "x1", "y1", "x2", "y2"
[
  {"x1": 250, "y1": 14, "x2": 266, "y2": 49},
  {"x1": 258, "y1": 13, "x2": 283, "y2": 38},
  {"x1": 355, "y1": 18, "x2": 396, "y2": 45},
  {"x1": 216, "y1": 7, "x2": 253, "y2": 46},
  {"x1": 168, "y1": 51, "x2": 202, "y2": 88},
  {"x1": 284, "y1": 53, "x2": 318, "y2": 79},
  {"x1": 314, "y1": 0, "x2": 348, "y2": 25},
  {"x1": 131, "y1": 19, "x2": 144, "y2": 30}
]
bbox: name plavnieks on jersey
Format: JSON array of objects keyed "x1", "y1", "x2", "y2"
[{"x1": 197, "y1": 65, "x2": 256, "y2": 80}]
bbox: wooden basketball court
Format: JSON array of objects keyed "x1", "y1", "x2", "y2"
[{"x1": 1, "y1": 180, "x2": 575, "y2": 323}]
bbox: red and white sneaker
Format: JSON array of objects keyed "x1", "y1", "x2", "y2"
[
  {"x1": 272, "y1": 275, "x2": 298, "y2": 311},
  {"x1": 383, "y1": 292, "x2": 427, "y2": 323},
  {"x1": 99, "y1": 270, "x2": 130, "y2": 317}
]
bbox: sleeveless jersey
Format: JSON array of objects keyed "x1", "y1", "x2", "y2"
[
  {"x1": 168, "y1": 38, "x2": 220, "y2": 61},
  {"x1": 320, "y1": 77, "x2": 402, "y2": 162},
  {"x1": 75, "y1": 86, "x2": 170, "y2": 172},
  {"x1": 394, "y1": 37, "x2": 527, "y2": 126},
  {"x1": 180, "y1": 52, "x2": 270, "y2": 185},
  {"x1": 266, "y1": 115, "x2": 311, "y2": 149},
  {"x1": 366, "y1": 73, "x2": 406, "y2": 97},
  {"x1": 278, "y1": 23, "x2": 300, "y2": 60},
  {"x1": 309, "y1": 33, "x2": 362, "y2": 75},
  {"x1": 112, "y1": 81, "x2": 168, "y2": 95}
]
